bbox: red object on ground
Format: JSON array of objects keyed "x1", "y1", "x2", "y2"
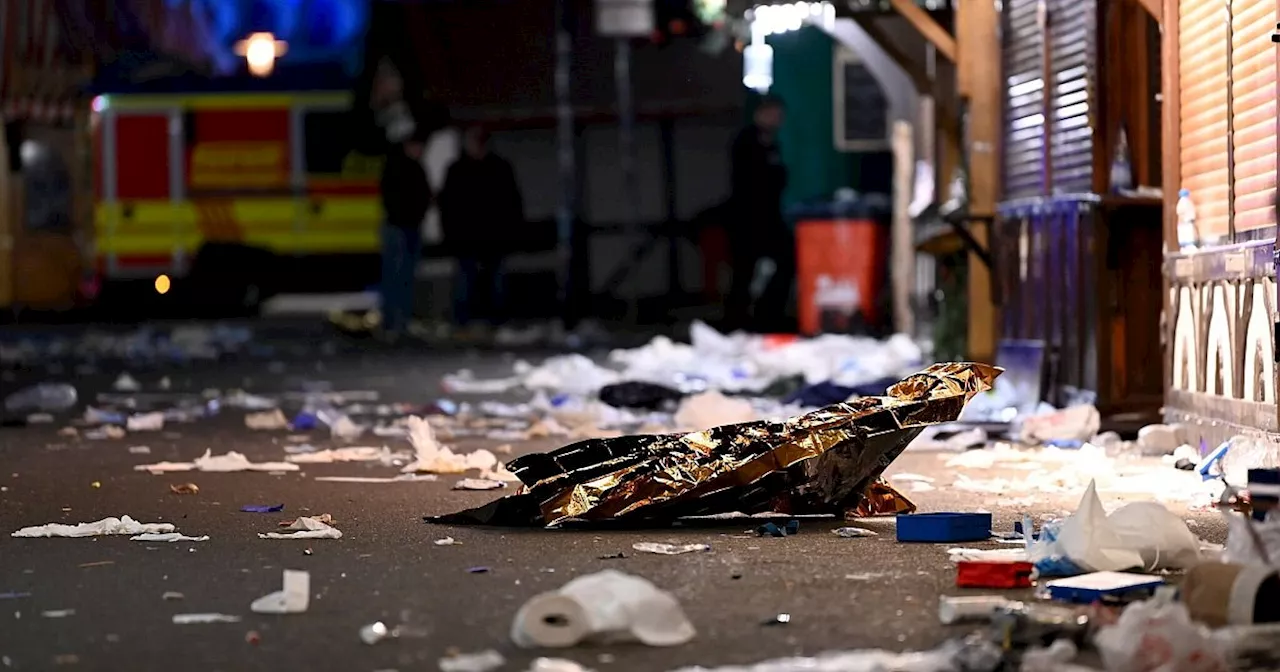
[
  {"x1": 794, "y1": 218, "x2": 888, "y2": 336},
  {"x1": 956, "y1": 561, "x2": 1035, "y2": 589},
  {"x1": 761, "y1": 334, "x2": 800, "y2": 349}
]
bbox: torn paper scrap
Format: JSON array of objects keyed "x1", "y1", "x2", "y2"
[
  {"x1": 832, "y1": 527, "x2": 878, "y2": 538},
  {"x1": 439, "y1": 650, "x2": 506, "y2": 672},
  {"x1": 172, "y1": 613, "x2": 241, "y2": 624},
  {"x1": 631, "y1": 542, "x2": 710, "y2": 555},
  {"x1": 455, "y1": 478, "x2": 505, "y2": 491},
  {"x1": 313, "y1": 474, "x2": 438, "y2": 484},
  {"x1": 131, "y1": 532, "x2": 209, "y2": 542},
  {"x1": 285, "y1": 446, "x2": 400, "y2": 464},
  {"x1": 126, "y1": 412, "x2": 165, "y2": 432},
  {"x1": 13, "y1": 516, "x2": 175, "y2": 538},
  {"x1": 259, "y1": 516, "x2": 342, "y2": 540},
  {"x1": 401, "y1": 416, "x2": 501, "y2": 474},
  {"x1": 245, "y1": 409, "x2": 289, "y2": 430},
  {"x1": 134, "y1": 449, "x2": 300, "y2": 474},
  {"x1": 42, "y1": 609, "x2": 75, "y2": 618},
  {"x1": 250, "y1": 569, "x2": 310, "y2": 614}
]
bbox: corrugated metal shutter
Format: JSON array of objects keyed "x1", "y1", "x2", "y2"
[
  {"x1": 1046, "y1": 0, "x2": 1095, "y2": 194},
  {"x1": 1002, "y1": 0, "x2": 1046, "y2": 200},
  {"x1": 1179, "y1": 0, "x2": 1230, "y2": 240},
  {"x1": 1230, "y1": 0, "x2": 1276, "y2": 234}
]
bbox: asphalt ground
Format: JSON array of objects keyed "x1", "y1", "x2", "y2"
[{"x1": 0, "y1": 330, "x2": 1227, "y2": 672}]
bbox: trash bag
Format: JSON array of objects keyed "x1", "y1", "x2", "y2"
[
  {"x1": 598, "y1": 382, "x2": 686, "y2": 410},
  {"x1": 428, "y1": 362, "x2": 1000, "y2": 527}
]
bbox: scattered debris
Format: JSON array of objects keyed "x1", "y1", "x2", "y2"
[
  {"x1": 313, "y1": 474, "x2": 438, "y2": 484},
  {"x1": 126, "y1": 412, "x2": 165, "y2": 432},
  {"x1": 631, "y1": 542, "x2": 710, "y2": 555},
  {"x1": 41, "y1": 609, "x2": 75, "y2": 618},
  {"x1": 467, "y1": 566, "x2": 490, "y2": 574},
  {"x1": 454, "y1": 478, "x2": 505, "y2": 491},
  {"x1": 162, "y1": 592, "x2": 184, "y2": 601},
  {"x1": 170, "y1": 483, "x2": 200, "y2": 495},
  {"x1": 128, "y1": 445, "x2": 152, "y2": 454},
  {"x1": 131, "y1": 532, "x2": 210, "y2": 542},
  {"x1": 434, "y1": 537, "x2": 458, "y2": 546},
  {"x1": 135, "y1": 449, "x2": 300, "y2": 474},
  {"x1": 113, "y1": 373, "x2": 141, "y2": 392},
  {"x1": 360, "y1": 621, "x2": 390, "y2": 645},
  {"x1": 85, "y1": 425, "x2": 126, "y2": 440},
  {"x1": 285, "y1": 446, "x2": 400, "y2": 464},
  {"x1": 12, "y1": 516, "x2": 175, "y2": 538},
  {"x1": 172, "y1": 613, "x2": 242, "y2": 625},
  {"x1": 259, "y1": 516, "x2": 341, "y2": 540},
  {"x1": 245, "y1": 409, "x2": 290, "y2": 430},
  {"x1": 241, "y1": 504, "x2": 285, "y2": 513},
  {"x1": 832, "y1": 527, "x2": 877, "y2": 538},
  {"x1": 438, "y1": 650, "x2": 506, "y2": 672},
  {"x1": 250, "y1": 569, "x2": 310, "y2": 614},
  {"x1": 511, "y1": 569, "x2": 695, "y2": 648}
]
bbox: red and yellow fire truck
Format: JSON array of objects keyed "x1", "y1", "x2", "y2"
[{"x1": 90, "y1": 89, "x2": 383, "y2": 307}]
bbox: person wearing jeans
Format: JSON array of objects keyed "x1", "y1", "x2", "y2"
[{"x1": 380, "y1": 223, "x2": 422, "y2": 336}]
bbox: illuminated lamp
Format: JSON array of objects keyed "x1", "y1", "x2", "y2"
[{"x1": 234, "y1": 32, "x2": 288, "y2": 77}]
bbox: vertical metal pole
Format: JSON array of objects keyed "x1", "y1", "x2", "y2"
[{"x1": 555, "y1": 0, "x2": 577, "y2": 326}]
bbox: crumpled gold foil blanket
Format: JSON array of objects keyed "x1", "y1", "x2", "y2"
[{"x1": 428, "y1": 362, "x2": 1000, "y2": 527}]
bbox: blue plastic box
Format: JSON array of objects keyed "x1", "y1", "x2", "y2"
[
  {"x1": 1044, "y1": 572, "x2": 1165, "y2": 604},
  {"x1": 896, "y1": 512, "x2": 993, "y2": 543}
]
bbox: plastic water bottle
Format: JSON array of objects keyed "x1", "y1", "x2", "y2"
[
  {"x1": 1176, "y1": 189, "x2": 1199, "y2": 250},
  {"x1": 4, "y1": 383, "x2": 78, "y2": 413}
]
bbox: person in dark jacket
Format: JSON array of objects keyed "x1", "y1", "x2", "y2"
[
  {"x1": 726, "y1": 95, "x2": 791, "y2": 332},
  {"x1": 439, "y1": 125, "x2": 523, "y2": 331},
  {"x1": 357, "y1": 58, "x2": 446, "y2": 340}
]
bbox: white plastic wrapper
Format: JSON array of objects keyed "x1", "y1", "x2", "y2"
[
  {"x1": 672, "y1": 391, "x2": 756, "y2": 430},
  {"x1": 134, "y1": 449, "x2": 300, "y2": 474},
  {"x1": 511, "y1": 570, "x2": 695, "y2": 648},
  {"x1": 1223, "y1": 513, "x2": 1280, "y2": 566},
  {"x1": 667, "y1": 643, "x2": 966, "y2": 672},
  {"x1": 259, "y1": 516, "x2": 342, "y2": 540},
  {"x1": 126, "y1": 411, "x2": 165, "y2": 432},
  {"x1": 402, "y1": 416, "x2": 503, "y2": 475},
  {"x1": 250, "y1": 569, "x2": 310, "y2": 614},
  {"x1": 1037, "y1": 480, "x2": 1202, "y2": 572},
  {"x1": 131, "y1": 532, "x2": 209, "y2": 542},
  {"x1": 13, "y1": 515, "x2": 175, "y2": 538},
  {"x1": 632, "y1": 542, "x2": 710, "y2": 555},
  {"x1": 285, "y1": 446, "x2": 402, "y2": 464},
  {"x1": 439, "y1": 650, "x2": 506, "y2": 672},
  {"x1": 1094, "y1": 598, "x2": 1227, "y2": 672},
  {"x1": 173, "y1": 613, "x2": 242, "y2": 624},
  {"x1": 245, "y1": 409, "x2": 289, "y2": 430},
  {"x1": 1019, "y1": 405, "x2": 1101, "y2": 443}
]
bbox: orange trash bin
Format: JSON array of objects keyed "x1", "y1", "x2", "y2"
[{"x1": 794, "y1": 218, "x2": 888, "y2": 336}]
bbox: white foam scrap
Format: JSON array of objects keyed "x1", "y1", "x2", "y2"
[
  {"x1": 250, "y1": 569, "x2": 310, "y2": 614},
  {"x1": 131, "y1": 532, "x2": 209, "y2": 542},
  {"x1": 439, "y1": 650, "x2": 506, "y2": 672},
  {"x1": 126, "y1": 412, "x2": 165, "y2": 432},
  {"x1": 259, "y1": 516, "x2": 342, "y2": 540},
  {"x1": 134, "y1": 449, "x2": 300, "y2": 474},
  {"x1": 401, "y1": 416, "x2": 503, "y2": 475},
  {"x1": 13, "y1": 515, "x2": 175, "y2": 538}
]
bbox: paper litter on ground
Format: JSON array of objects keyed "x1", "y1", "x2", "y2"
[
  {"x1": 131, "y1": 532, "x2": 209, "y2": 542},
  {"x1": 401, "y1": 416, "x2": 505, "y2": 475},
  {"x1": 245, "y1": 409, "x2": 289, "y2": 430},
  {"x1": 259, "y1": 516, "x2": 342, "y2": 540},
  {"x1": 285, "y1": 446, "x2": 402, "y2": 464},
  {"x1": 250, "y1": 569, "x2": 310, "y2": 614},
  {"x1": 439, "y1": 649, "x2": 506, "y2": 672},
  {"x1": 13, "y1": 516, "x2": 175, "y2": 538},
  {"x1": 126, "y1": 412, "x2": 165, "y2": 432},
  {"x1": 454, "y1": 478, "x2": 505, "y2": 491},
  {"x1": 632, "y1": 542, "x2": 710, "y2": 555},
  {"x1": 172, "y1": 613, "x2": 241, "y2": 624},
  {"x1": 313, "y1": 474, "x2": 439, "y2": 484},
  {"x1": 135, "y1": 449, "x2": 300, "y2": 474}
]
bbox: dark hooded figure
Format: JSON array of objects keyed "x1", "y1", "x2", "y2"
[{"x1": 439, "y1": 125, "x2": 523, "y2": 330}]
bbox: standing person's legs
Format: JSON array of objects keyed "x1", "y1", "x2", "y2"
[
  {"x1": 481, "y1": 256, "x2": 506, "y2": 326},
  {"x1": 725, "y1": 232, "x2": 760, "y2": 330},
  {"x1": 756, "y1": 228, "x2": 796, "y2": 330},
  {"x1": 380, "y1": 223, "x2": 408, "y2": 333},
  {"x1": 397, "y1": 225, "x2": 422, "y2": 329},
  {"x1": 453, "y1": 257, "x2": 480, "y2": 327}
]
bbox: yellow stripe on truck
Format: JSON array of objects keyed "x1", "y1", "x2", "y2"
[{"x1": 95, "y1": 198, "x2": 382, "y2": 255}]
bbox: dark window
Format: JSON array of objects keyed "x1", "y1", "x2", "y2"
[{"x1": 841, "y1": 62, "x2": 888, "y2": 144}]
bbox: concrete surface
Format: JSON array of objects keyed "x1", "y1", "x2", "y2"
[{"x1": 0, "y1": 334, "x2": 1225, "y2": 672}]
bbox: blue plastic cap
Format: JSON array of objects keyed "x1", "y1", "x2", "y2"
[{"x1": 1178, "y1": 188, "x2": 1191, "y2": 197}]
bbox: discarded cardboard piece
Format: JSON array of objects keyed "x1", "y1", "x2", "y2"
[{"x1": 429, "y1": 363, "x2": 999, "y2": 527}]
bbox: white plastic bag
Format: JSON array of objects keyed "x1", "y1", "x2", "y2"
[
  {"x1": 1095, "y1": 597, "x2": 1227, "y2": 672},
  {"x1": 1050, "y1": 481, "x2": 1202, "y2": 572}
]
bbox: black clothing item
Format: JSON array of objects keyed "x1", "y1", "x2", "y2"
[
  {"x1": 350, "y1": 97, "x2": 448, "y2": 230},
  {"x1": 729, "y1": 126, "x2": 787, "y2": 231},
  {"x1": 439, "y1": 153, "x2": 524, "y2": 255}
]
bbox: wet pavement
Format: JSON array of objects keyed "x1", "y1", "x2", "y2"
[{"x1": 0, "y1": 329, "x2": 1226, "y2": 671}]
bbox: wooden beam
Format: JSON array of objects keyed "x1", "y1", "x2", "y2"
[
  {"x1": 956, "y1": 0, "x2": 1001, "y2": 363},
  {"x1": 1135, "y1": 0, "x2": 1162, "y2": 24},
  {"x1": 1159, "y1": 0, "x2": 1179, "y2": 251},
  {"x1": 849, "y1": 14, "x2": 963, "y2": 149},
  {"x1": 889, "y1": 0, "x2": 956, "y2": 62}
]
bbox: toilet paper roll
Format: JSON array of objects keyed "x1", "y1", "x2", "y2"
[{"x1": 510, "y1": 591, "x2": 592, "y2": 648}]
